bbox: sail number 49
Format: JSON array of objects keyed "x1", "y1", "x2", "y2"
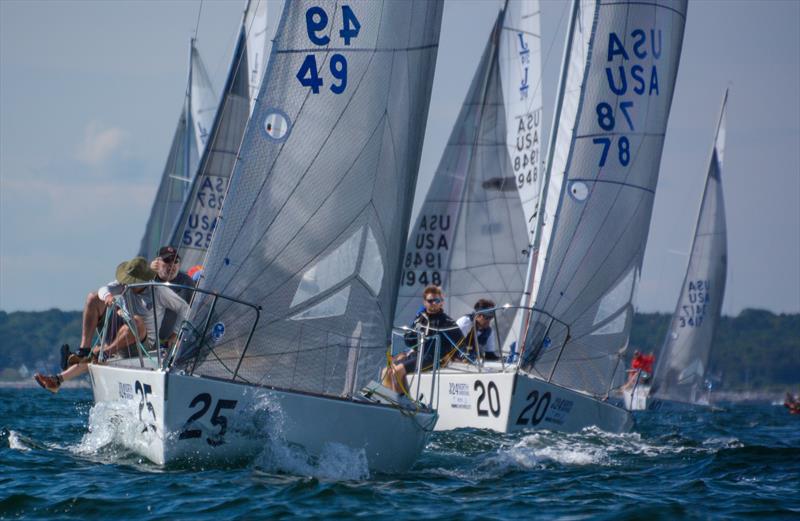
[{"x1": 297, "y1": 6, "x2": 361, "y2": 95}]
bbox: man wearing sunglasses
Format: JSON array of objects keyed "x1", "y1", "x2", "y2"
[
  {"x1": 150, "y1": 246, "x2": 196, "y2": 339},
  {"x1": 456, "y1": 298, "x2": 500, "y2": 362},
  {"x1": 381, "y1": 285, "x2": 464, "y2": 394}
]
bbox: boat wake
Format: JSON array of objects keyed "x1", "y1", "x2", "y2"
[
  {"x1": 248, "y1": 392, "x2": 370, "y2": 481},
  {"x1": 74, "y1": 399, "x2": 160, "y2": 465},
  {"x1": 425, "y1": 426, "x2": 747, "y2": 481}
]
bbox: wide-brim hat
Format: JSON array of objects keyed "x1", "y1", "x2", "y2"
[{"x1": 116, "y1": 256, "x2": 156, "y2": 285}]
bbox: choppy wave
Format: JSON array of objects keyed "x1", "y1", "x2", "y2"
[{"x1": 2, "y1": 389, "x2": 799, "y2": 518}]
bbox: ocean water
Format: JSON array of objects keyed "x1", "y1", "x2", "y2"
[{"x1": 1, "y1": 388, "x2": 799, "y2": 520}]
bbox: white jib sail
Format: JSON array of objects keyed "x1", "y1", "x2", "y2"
[
  {"x1": 394, "y1": 0, "x2": 543, "y2": 356},
  {"x1": 170, "y1": 1, "x2": 270, "y2": 269},
  {"x1": 177, "y1": 0, "x2": 444, "y2": 398},
  {"x1": 189, "y1": 43, "x2": 217, "y2": 159},
  {"x1": 137, "y1": 42, "x2": 216, "y2": 259},
  {"x1": 652, "y1": 89, "x2": 728, "y2": 404},
  {"x1": 520, "y1": 0, "x2": 688, "y2": 398},
  {"x1": 244, "y1": 0, "x2": 270, "y2": 115}
]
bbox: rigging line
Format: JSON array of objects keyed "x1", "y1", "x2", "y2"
[
  {"x1": 525, "y1": 0, "x2": 570, "y2": 116},
  {"x1": 194, "y1": 0, "x2": 204, "y2": 39}
]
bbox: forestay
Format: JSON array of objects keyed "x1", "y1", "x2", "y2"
[
  {"x1": 138, "y1": 42, "x2": 216, "y2": 259},
  {"x1": 520, "y1": 0, "x2": 688, "y2": 397},
  {"x1": 171, "y1": 0, "x2": 270, "y2": 269},
  {"x1": 394, "y1": 0, "x2": 543, "y2": 353},
  {"x1": 175, "y1": 0, "x2": 444, "y2": 398},
  {"x1": 652, "y1": 90, "x2": 728, "y2": 404}
]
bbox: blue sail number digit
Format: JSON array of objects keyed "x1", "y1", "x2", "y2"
[
  {"x1": 305, "y1": 6, "x2": 330, "y2": 46},
  {"x1": 297, "y1": 55, "x2": 323, "y2": 93},
  {"x1": 339, "y1": 5, "x2": 361, "y2": 45}
]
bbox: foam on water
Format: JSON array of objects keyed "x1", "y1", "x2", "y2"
[
  {"x1": 75, "y1": 398, "x2": 159, "y2": 461},
  {"x1": 248, "y1": 390, "x2": 370, "y2": 481},
  {"x1": 457, "y1": 425, "x2": 745, "y2": 479},
  {"x1": 7, "y1": 429, "x2": 32, "y2": 451}
]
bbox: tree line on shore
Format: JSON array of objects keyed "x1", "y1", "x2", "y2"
[{"x1": 0, "y1": 308, "x2": 797, "y2": 391}]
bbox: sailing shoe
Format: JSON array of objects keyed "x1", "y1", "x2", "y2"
[
  {"x1": 67, "y1": 347, "x2": 92, "y2": 367},
  {"x1": 34, "y1": 373, "x2": 62, "y2": 393}
]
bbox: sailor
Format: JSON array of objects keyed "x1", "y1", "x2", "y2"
[
  {"x1": 33, "y1": 257, "x2": 190, "y2": 393},
  {"x1": 381, "y1": 285, "x2": 463, "y2": 394},
  {"x1": 149, "y1": 246, "x2": 195, "y2": 339},
  {"x1": 57, "y1": 246, "x2": 194, "y2": 368},
  {"x1": 623, "y1": 350, "x2": 656, "y2": 390},
  {"x1": 456, "y1": 299, "x2": 500, "y2": 361}
]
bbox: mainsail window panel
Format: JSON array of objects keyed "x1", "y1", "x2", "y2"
[
  {"x1": 290, "y1": 286, "x2": 351, "y2": 320},
  {"x1": 291, "y1": 228, "x2": 363, "y2": 307},
  {"x1": 359, "y1": 227, "x2": 384, "y2": 296},
  {"x1": 591, "y1": 308, "x2": 627, "y2": 335},
  {"x1": 593, "y1": 267, "x2": 635, "y2": 326}
]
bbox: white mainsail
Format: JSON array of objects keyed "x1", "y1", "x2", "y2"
[
  {"x1": 394, "y1": 0, "x2": 543, "y2": 352},
  {"x1": 651, "y1": 90, "x2": 729, "y2": 404},
  {"x1": 177, "y1": 0, "x2": 444, "y2": 399},
  {"x1": 170, "y1": 0, "x2": 270, "y2": 269},
  {"x1": 520, "y1": 0, "x2": 688, "y2": 399},
  {"x1": 138, "y1": 41, "x2": 216, "y2": 259}
]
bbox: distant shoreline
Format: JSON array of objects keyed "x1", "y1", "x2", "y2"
[{"x1": 0, "y1": 378, "x2": 90, "y2": 390}]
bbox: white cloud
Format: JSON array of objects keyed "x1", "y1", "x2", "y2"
[{"x1": 75, "y1": 121, "x2": 128, "y2": 166}]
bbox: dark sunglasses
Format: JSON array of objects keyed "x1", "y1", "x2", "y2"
[
  {"x1": 161, "y1": 256, "x2": 179, "y2": 264},
  {"x1": 425, "y1": 298, "x2": 442, "y2": 304}
]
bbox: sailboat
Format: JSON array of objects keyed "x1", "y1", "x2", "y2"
[
  {"x1": 89, "y1": 0, "x2": 445, "y2": 473},
  {"x1": 138, "y1": 40, "x2": 217, "y2": 259},
  {"x1": 169, "y1": 0, "x2": 269, "y2": 270},
  {"x1": 410, "y1": 0, "x2": 688, "y2": 433},
  {"x1": 624, "y1": 90, "x2": 729, "y2": 411}
]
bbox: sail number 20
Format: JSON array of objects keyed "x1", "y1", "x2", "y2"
[{"x1": 297, "y1": 6, "x2": 361, "y2": 95}]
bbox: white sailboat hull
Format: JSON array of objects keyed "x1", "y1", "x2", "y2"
[
  {"x1": 89, "y1": 364, "x2": 436, "y2": 473},
  {"x1": 413, "y1": 364, "x2": 633, "y2": 433},
  {"x1": 622, "y1": 385, "x2": 651, "y2": 411}
]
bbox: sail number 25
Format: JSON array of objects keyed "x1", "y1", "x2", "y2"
[
  {"x1": 297, "y1": 6, "x2": 361, "y2": 95},
  {"x1": 178, "y1": 393, "x2": 238, "y2": 447}
]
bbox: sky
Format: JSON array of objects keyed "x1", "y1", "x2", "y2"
[{"x1": 1, "y1": 0, "x2": 798, "y2": 315}]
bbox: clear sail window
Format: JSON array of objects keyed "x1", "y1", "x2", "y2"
[
  {"x1": 290, "y1": 286, "x2": 351, "y2": 320},
  {"x1": 291, "y1": 228, "x2": 363, "y2": 307},
  {"x1": 358, "y1": 227, "x2": 384, "y2": 295},
  {"x1": 593, "y1": 267, "x2": 635, "y2": 325},
  {"x1": 263, "y1": 109, "x2": 291, "y2": 141},
  {"x1": 568, "y1": 181, "x2": 589, "y2": 201}
]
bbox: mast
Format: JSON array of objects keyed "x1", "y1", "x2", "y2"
[
  {"x1": 517, "y1": 0, "x2": 579, "y2": 349},
  {"x1": 185, "y1": 37, "x2": 195, "y2": 196}
]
